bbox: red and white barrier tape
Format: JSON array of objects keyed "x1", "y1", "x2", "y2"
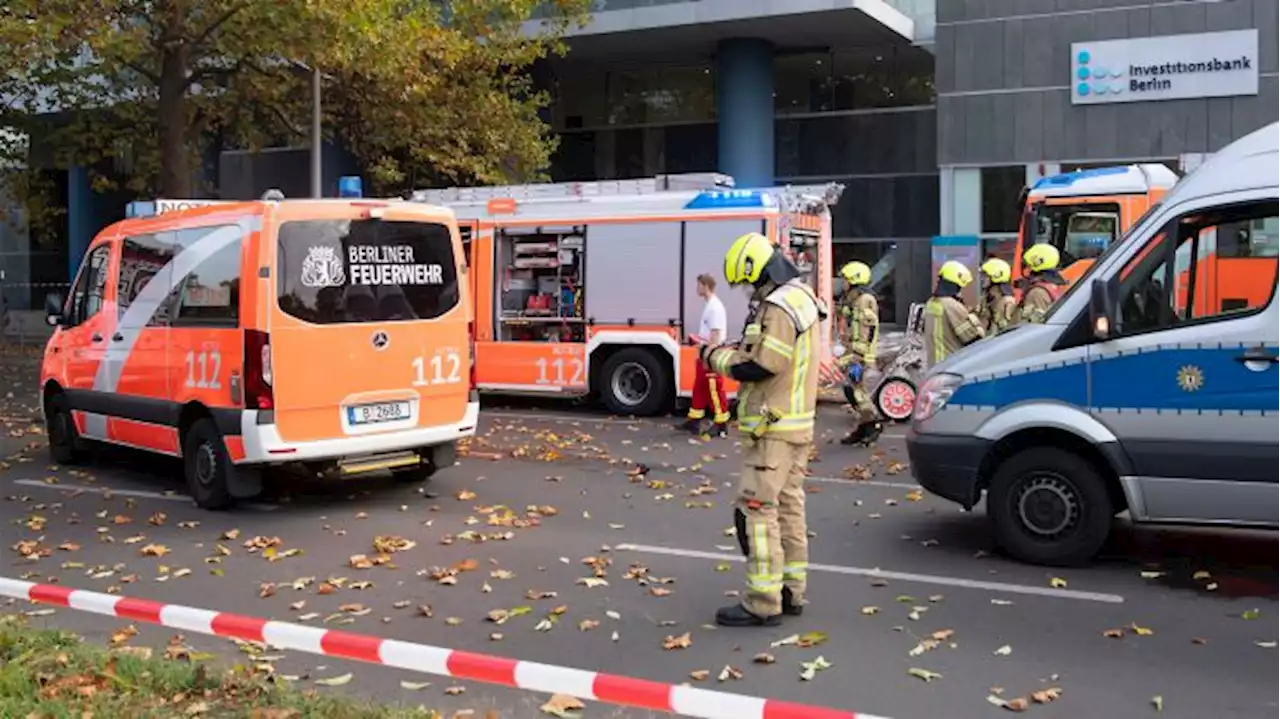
[{"x1": 0, "y1": 577, "x2": 891, "y2": 719}]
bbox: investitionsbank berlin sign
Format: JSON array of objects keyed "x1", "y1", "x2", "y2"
[{"x1": 1071, "y1": 29, "x2": 1258, "y2": 105}]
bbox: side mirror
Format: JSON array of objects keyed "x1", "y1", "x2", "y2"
[
  {"x1": 44, "y1": 292, "x2": 64, "y2": 327},
  {"x1": 1088, "y1": 279, "x2": 1115, "y2": 340}
]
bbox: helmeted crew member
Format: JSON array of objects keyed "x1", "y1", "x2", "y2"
[
  {"x1": 923, "y1": 260, "x2": 986, "y2": 370},
  {"x1": 834, "y1": 261, "x2": 883, "y2": 446},
  {"x1": 1015, "y1": 244, "x2": 1067, "y2": 325},
  {"x1": 978, "y1": 257, "x2": 1017, "y2": 334},
  {"x1": 701, "y1": 232, "x2": 827, "y2": 627},
  {"x1": 679, "y1": 273, "x2": 730, "y2": 437}
]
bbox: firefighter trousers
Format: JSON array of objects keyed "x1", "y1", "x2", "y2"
[
  {"x1": 737, "y1": 436, "x2": 810, "y2": 617},
  {"x1": 849, "y1": 375, "x2": 877, "y2": 424},
  {"x1": 688, "y1": 357, "x2": 730, "y2": 424}
]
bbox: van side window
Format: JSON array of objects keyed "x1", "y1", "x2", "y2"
[
  {"x1": 66, "y1": 245, "x2": 111, "y2": 327},
  {"x1": 119, "y1": 234, "x2": 179, "y2": 326},
  {"x1": 172, "y1": 230, "x2": 241, "y2": 327},
  {"x1": 1115, "y1": 200, "x2": 1279, "y2": 336}
]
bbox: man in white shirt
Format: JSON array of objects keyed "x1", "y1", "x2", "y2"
[{"x1": 679, "y1": 273, "x2": 730, "y2": 436}]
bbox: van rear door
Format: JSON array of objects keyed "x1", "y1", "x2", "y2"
[{"x1": 268, "y1": 203, "x2": 470, "y2": 444}]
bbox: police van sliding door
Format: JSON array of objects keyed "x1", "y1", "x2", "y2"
[{"x1": 1088, "y1": 196, "x2": 1279, "y2": 524}]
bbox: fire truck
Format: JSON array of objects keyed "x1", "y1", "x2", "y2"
[{"x1": 411, "y1": 173, "x2": 841, "y2": 416}]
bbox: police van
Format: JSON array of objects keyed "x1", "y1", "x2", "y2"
[
  {"x1": 41, "y1": 195, "x2": 478, "y2": 509},
  {"x1": 907, "y1": 122, "x2": 1279, "y2": 565}
]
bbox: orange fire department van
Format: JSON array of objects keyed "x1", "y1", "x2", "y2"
[
  {"x1": 41, "y1": 195, "x2": 478, "y2": 509},
  {"x1": 409, "y1": 173, "x2": 841, "y2": 416}
]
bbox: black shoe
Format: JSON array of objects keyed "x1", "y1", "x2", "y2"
[
  {"x1": 840, "y1": 424, "x2": 869, "y2": 445},
  {"x1": 675, "y1": 418, "x2": 702, "y2": 434},
  {"x1": 862, "y1": 421, "x2": 884, "y2": 445},
  {"x1": 709, "y1": 422, "x2": 729, "y2": 438},
  {"x1": 714, "y1": 604, "x2": 782, "y2": 627},
  {"x1": 840, "y1": 421, "x2": 884, "y2": 446},
  {"x1": 781, "y1": 586, "x2": 804, "y2": 616}
]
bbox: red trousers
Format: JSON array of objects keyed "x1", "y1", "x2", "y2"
[{"x1": 688, "y1": 357, "x2": 730, "y2": 424}]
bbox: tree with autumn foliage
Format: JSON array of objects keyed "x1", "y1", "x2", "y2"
[{"x1": 0, "y1": 0, "x2": 588, "y2": 214}]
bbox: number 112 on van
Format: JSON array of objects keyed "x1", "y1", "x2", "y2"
[{"x1": 412, "y1": 350, "x2": 463, "y2": 387}]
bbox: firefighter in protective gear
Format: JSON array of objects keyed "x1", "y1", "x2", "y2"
[
  {"x1": 1015, "y1": 244, "x2": 1067, "y2": 324},
  {"x1": 835, "y1": 261, "x2": 883, "y2": 446},
  {"x1": 923, "y1": 260, "x2": 985, "y2": 370},
  {"x1": 978, "y1": 257, "x2": 1017, "y2": 334},
  {"x1": 701, "y1": 232, "x2": 827, "y2": 627}
]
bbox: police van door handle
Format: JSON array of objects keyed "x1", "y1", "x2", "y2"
[
  {"x1": 1234, "y1": 350, "x2": 1278, "y2": 365},
  {"x1": 90, "y1": 333, "x2": 103, "y2": 343},
  {"x1": 111, "y1": 332, "x2": 124, "y2": 342}
]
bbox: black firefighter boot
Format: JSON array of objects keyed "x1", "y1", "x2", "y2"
[
  {"x1": 840, "y1": 420, "x2": 884, "y2": 446},
  {"x1": 675, "y1": 417, "x2": 703, "y2": 434},
  {"x1": 781, "y1": 586, "x2": 804, "y2": 616},
  {"x1": 715, "y1": 604, "x2": 783, "y2": 627}
]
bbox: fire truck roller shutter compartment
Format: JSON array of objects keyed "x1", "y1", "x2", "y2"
[{"x1": 584, "y1": 221, "x2": 683, "y2": 416}]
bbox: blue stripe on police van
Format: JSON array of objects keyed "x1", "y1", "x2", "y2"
[{"x1": 947, "y1": 343, "x2": 1279, "y2": 414}]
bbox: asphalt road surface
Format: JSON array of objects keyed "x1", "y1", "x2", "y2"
[{"x1": 1, "y1": 399, "x2": 1276, "y2": 719}]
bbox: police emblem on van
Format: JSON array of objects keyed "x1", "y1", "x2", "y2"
[
  {"x1": 300, "y1": 246, "x2": 346, "y2": 288},
  {"x1": 371, "y1": 331, "x2": 390, "y2": 350},
  {"x1": 1177, "y1": 365, "x2": 1204, "y2": 392}
]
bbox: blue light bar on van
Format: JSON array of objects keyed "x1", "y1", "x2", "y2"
[
  {"x1": 338, "y1": 176, "x2": 363, "y2": 198},
  {"x1": 684, "y1": 189, "x2": 777, "y2": 210},
  {"x1": 1032, "y1": 166, "x2": 1129, "y2": 190}
]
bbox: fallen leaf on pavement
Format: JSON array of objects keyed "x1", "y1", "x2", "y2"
[
  {"x1": 753, "y1": 653, "x2": 776, "y2": 664},
  {"x1": 454, "y1": 558, "x2": 480, "y2": 573},
  {"x1": 907, "y1": 667, "x2": 942, "y2": 682},
  {"x1": 988, "y1": 696, "x2": 1029, "y2": 712},
  {"x1": 221, "y1": 529, "x2": 241, "y2": 540},
  {"x1": 578, "y1": 619, "x2": 600, "y2": 632},
  {"x1": 1152, "y1": 695, "x2": 1163, "y2": 712},
  {"x1": 148, "y1": 512, "x2": 167, "y2": 526},
  {"x1": 1102, "y1": 628, "x2": 1125, "y2": 638},
  {"x1": 258, "y1": 583, "x2": 276, "y2": 599},
  {"x1": 650, "y1": 587, "x2": 673, "y2": 597},
  {"x1": 1130, "y1": 623, "x2": 1154, "y2": 636},
  {"x1": 418, "y1": 605, "x2": 434, "y2": 618},
  {"x1": 930, "y1": 629, "x2": 954, "y2": 641},
  {"x1": 1139, "y1": 570, "x2": 1165, "y2": 579},
  {"x1": 662, "y1": 632, "x2": 692, "y2": 650},
  {"x1": 797, "y1": 631, "x2": 829, "y2": 648},
  {"x1": 445, "y1": 617, "x2": 463, "y2": 626},
  {"x1": 799, "y1": 656, "x2": 832, "y2": 681},
  {"x1": 576, "y1": 577, "x2": 609, "y2": 588},
  {"x1": 314, "y1": 673, "x2": 353, "y2": 686},
  {"x1": 1242, "y1": 608, "x2": 1262, "y2": 620},
  {"x1": 1031, "y1": 687, "x2": 1062, "y2": 703},
  {"x1": 457, "y1": 489, "x2": 477, "y2": 501},
  {"x1": 140, "y1": 544, "x2": 170, "y2": 558},
  {"x1": 109, "y1": 625, "x2": 139, "y2": 646},
  {"x1": 1192, "y1": 570, "x2": 1212, "y2": 580},
  {"x1": 58, "y1": 542, "x2": 80, "y2": 552},
  {"x1": 860, "y1": 606, "x2": 879, "y2": 616},
  {"x1": 1049, "y1": 577, "x2": 1067, "y2": 588},
  {"x1": 400, "y1": 681, "x2": 431, "y2": 690},
  {"x1": 540, "y1": 694, "x2": 586, "y2": 717},
  {"x1": 491, "y1": 569, "x2": 515, "y2": 580},
  {"x1": 993, "y1": 645, "x2": 1012, "y2": 656},
  {"x1": 689, "y1": 670, "x2": 710, "y2": 681},
  {"x1": 717, "y1": 665, "x2": 743, "y2": 682},
  {"x1": 444, "y1": 686, "x2": 465, "y2": 695},
  {"x1": 1255, "y1": 640, "x2": 1277, "y2": 648}
]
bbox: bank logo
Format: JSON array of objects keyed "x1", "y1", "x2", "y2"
[{"x1": 1075, "y1": 48, "x2": 1125, "y2": 97}]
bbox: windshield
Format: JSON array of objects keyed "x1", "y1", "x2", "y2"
[
  {"x1": 276, "y1": 219, "x2": 459, "y2": 324},
  {"x1": 1030, "y1": 201, "x2": 1121, "y2": 270},
  {"x1": 1043, "y1": 201, "x2": 1165, "y2": 321}
]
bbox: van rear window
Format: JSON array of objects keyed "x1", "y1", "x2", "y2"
[{"x1": 276, "y1": 219, "x2": 459, "y2": 324}]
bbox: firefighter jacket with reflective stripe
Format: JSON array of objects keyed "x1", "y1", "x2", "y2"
[
  {"x1": 923, "y1": 295, "x2": 985, "y2": 369},
  {"x1": 1015, "y1": 281, "x2": 1060, "y2": 325},
  {"x1": 837, "y1": 289, "x2": 879, "y2": 367},
  {"x1": 708, "y1": 280, "x2": 826, "y2": 445},
  {"x1": 981, "y1": 288, "x2": 1017, "y2": 335}
]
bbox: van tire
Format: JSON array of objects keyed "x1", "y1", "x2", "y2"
[
  {"x1": 46, "y1": 393, "x2": 86, "y2": 465},
  {"x1": 986, "y1": 447, "x2": 1113, "y2": 567},
  {"x1": 183, "y1": 419, "x2": 235, "y2": 510},
  {"x1": 598, "y1": 348, "x2": 670, "y2": 417}
]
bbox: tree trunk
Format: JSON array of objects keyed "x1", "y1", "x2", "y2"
[{"x1": 157, "y1": 8, "x2": 190, "y2": 197}]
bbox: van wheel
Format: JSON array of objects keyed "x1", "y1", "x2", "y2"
[
  {"x1": 598, "y1": 348, "x2": 670, "y2": 417},
  {"x1": 987, "y1": 447, "x2": 1113, "y2": 567},
  {"x1": 46, "y1": 393, "x2": 86, "y2": 465},
  {"x1": 873, "y1": 377, "x2": 916, "y2": 423},
  {"x1": 183, "y1": 419, "x2": 235, "y2": 510}
]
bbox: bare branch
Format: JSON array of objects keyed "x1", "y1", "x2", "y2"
[
  {"x1": 263, "y1": 102, "x2": 304, "y2": 137},
  {"x1": 122, "y1": 59, "x2": 160, "y2": 84}
]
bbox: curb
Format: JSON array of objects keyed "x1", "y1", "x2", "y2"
[{"x1": 0, "y1": 577, "x2": 893, "y2": 719}]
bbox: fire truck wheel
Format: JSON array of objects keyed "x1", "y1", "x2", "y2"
[{"x1": 598, "y1": 348, "x2": 670, "y2": 417}]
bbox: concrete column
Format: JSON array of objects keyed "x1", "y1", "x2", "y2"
[
  {"x1": 67, "y1": 165, "x2": 91, "y2": 281},
  {"x1": 715, "y1": 38, "x2": 775, "y2": 188}
]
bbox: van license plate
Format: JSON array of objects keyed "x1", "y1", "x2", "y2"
[{"x1": 347, "y1": 401, "x2": 412, "y2": 425}]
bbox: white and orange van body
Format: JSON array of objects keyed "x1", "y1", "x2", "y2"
[
  {"x1": 410, "y1": 174, "x2": 841, "y2": 416},
  {"x1": 41, "y1": 197, "x2": 477, "y2": 508}
]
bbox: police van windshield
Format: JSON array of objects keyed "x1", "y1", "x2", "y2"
[
  {"x1": 1043, "y1": 202, "x2": 1165, "y2": 322},
  {"x1": 276, "y1": 219, "x2": 459, "y2": 324}
]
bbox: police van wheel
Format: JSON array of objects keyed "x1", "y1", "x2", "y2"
[
  {"x1": 873, "y1": 377, "x2": 916, "y2": 423},
  {"x1": 598, "y1": 349, "x2": 670, "y2": 417},
  {"x1": 183, "y1": 419, "x2": 234, "y2": 510},
  {"x1": 46, "y1": 393, "x2": 86, "y2": 465},
  {"x1": 987, "y1": 448, "x2": 1113, "y2": 567}
]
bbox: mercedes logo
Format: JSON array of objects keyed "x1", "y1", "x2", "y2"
[{"x1": 371, "y1": 331, "x2": 390, "y2": 350}]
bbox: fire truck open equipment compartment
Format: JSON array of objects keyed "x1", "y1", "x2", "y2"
[{"x1": 411, "y1": 173, "x2": 842, "y2": 416}]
